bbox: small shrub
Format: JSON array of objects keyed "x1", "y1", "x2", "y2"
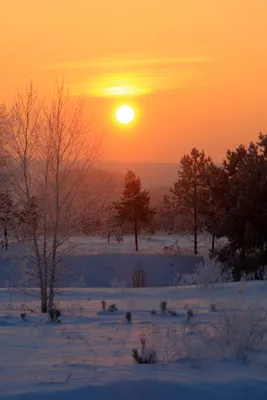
[
  {"x1": 101, "y1": 300, "x2": 106, "y2": 312},
  {"x1": 48, "y1": 308, "x2": 61, "y2": 322},
  {"x1": 125, "y1": 311, "x2": 132, "y2": 323},
  {"x1": 132, "y1": 264, "x2": 147, "y2": 288},
  {"x1": 215, "y1": 307, "x2": 267, "y2": 362},
  {"x1": 108, "y1": 304, "x2": 118, "y2": 312},
  {"x1": 209, "y1": 303, "x2": 217, "y2": 312},
  {"x1": 160, "y1": 301, "x2": 167, "y2": 314},
  {"x1": 150, "y1": 309, "x2": 157, "y2": 315},
  {"x1": 186, "y1": 257, "x2": 232, "y2": 289},
  {"x1": 187, "y1": 308, "x2": 194, "y2": 321},
  {"x1": 20, "y1": 312, "x2": 27, "y2": 321},
  {"x1": 132, "y1": 348, "x2": 157, "y2": 364},
  {"x1": 132, "y1": 334, "x2": 157, "y2": 364}
]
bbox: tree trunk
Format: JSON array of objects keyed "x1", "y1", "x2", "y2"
[
  {"x1": 48, "y1": 284, "x2": 55, "y2": 312},
  {"x1": 193, "y1": 175, "x2": 198, "y2": 255},
  {"x1": 211, "y1": 233, "x2": 215, "y2": 255},
  {"x1": 194, "y1": 206, "x2": 198, "y2": 255},
  {"x1": 3, "y1": 225, "x2": 8, "y2": 251},
  {"x1": 108, "y1": 232, "x2": 111, "y2": 243},
  {"x1": 134, "y1": 220, "x2": 139, "y2": 251},
  {"x1": 41, "y1": 289, "x2": 48, "y2": 313}
]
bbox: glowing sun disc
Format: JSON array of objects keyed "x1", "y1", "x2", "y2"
[{"x1": 116, "y1": 105, "x2": 135, "y2": 124}]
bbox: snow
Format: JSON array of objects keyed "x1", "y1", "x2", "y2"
[
  {"x1": 1, "y1": 282, "x2": 267, "y2": 399},
  {"x1": 0, "y1": 234, "x2": 212, "y2": 288},
  {"x1": 0, "y1": 234, "x2": 266, "y2": 399}
]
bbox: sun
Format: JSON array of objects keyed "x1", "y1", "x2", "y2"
[{"x1": 115, "y1": 105, "x2": 135, "y2": 124}]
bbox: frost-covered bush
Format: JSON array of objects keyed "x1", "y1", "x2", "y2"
[
  {"x1": 164, "y1": 300, "x2": 267, "y2": 365},
  {"x1": 187, "y1": 257, "x2": 232, "y2": 288},
  {"x1": 215, "y1": 306, "x2": 267, "y2": 362},
  {"x1": 165, "y1": 323, "x2": 210, "y2": 363}
]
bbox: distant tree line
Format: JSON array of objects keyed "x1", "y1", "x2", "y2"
[{"x1": 160, "y1": 133, "x2": 267, "y2": 280}]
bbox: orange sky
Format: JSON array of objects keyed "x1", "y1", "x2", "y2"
[{"x1": 2, "y1": 0, "x2": 267, "y2": 162}]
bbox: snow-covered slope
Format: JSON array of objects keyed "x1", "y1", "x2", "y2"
[{"x1": 1, "y1": 282, "x2": 267, "y2": 399}]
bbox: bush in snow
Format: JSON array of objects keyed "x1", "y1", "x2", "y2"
[
  {"x1": 215, "y1": 306, "x2": 267, "y2": 362},
  {"x1": 132, "y1": 333, "x2": 157, "y2": 364},
  {"x1": 125, "y1": 311, "x2": 132, "y2": 323},
  {"x1": 209, "y1": 303, "x2": 217, "y2": 312},
  {"x1": 132, "y1": 264, "x2": 147, "y2": 288},
  {"x1": 187, "y1": 308, "x2": 194, "y2": 321},
  {"x1": 108, "y1": 304, "x2": 118, "y2": 312},
  {"x1": 165, "y1": 323, "x2": 210, "y2": 363},
  {"x1": 101, "y1": 300, "x2": 106, "y2": 312},
  {"x1": 20, "y1": 312, "x2": 27, "y2": 321},
  {"x1": 186, "y1": 257, "x2": 232, "y2": 289},
  {"x1": 48, "y1": 307, "x2": 61, "y2": 322},
  {"x1": 160, "y1": 301, "x2": 167, "y2": 314}
]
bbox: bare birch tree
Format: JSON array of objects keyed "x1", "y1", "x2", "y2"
[{"x1": 0, "y1": 82, "x2": 100, "y2": 312}]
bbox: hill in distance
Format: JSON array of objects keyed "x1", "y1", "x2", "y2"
[{"x1": 100, "y1": 160, "x2": 178, "y2": 189}]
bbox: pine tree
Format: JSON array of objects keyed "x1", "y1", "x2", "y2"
[
  {"x1": 217, "y1": 137, "x2": 267, "y2": 279},
  {"x1": 170, "y1": 148, "x2": 213, "y2": 255},
  {"x1": 115, "y1": 170, "x2": 155, "y2": 251},
  {"x1": 204, "y1": 164, "x2": 228, "y2": 254}
]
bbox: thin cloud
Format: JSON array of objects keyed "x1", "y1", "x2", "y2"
[
  {"x1": 41, "y1": 55, "x2": 210, "y2": 72},
  {"x1": 42, "y1": 54, "x2": 210, "y2": 97}
]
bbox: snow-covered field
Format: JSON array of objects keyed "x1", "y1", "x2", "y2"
[
  {"x1": 1, "y1": 234, "x2": 266, "y2": 399},
  {"x1": 1, "y1": 282, "x2": 267, "y2": 399},
  {"x1": 68, "y1": 233, "x2": 214, "y2": 255},
  {"x1": 0, "y1": 234, "x2": 217, "y2": 288}
]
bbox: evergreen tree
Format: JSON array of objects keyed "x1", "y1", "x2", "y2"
[
  {"x1": 204, "y1": 164, "x2": 228, "y2": 254},
  {"x1": 170, "y1": 148, "x2": 213, "y2": 255},
  {"x1": 217, "y1": 137, "x2": 267, "y2": 279},
  {"x1": 115, "y1": 170, "x2": 155, "y2": 251}
]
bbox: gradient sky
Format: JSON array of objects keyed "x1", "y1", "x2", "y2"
[{"x1": 2, "y1": 0, "x2": 267, "y2": 162}]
